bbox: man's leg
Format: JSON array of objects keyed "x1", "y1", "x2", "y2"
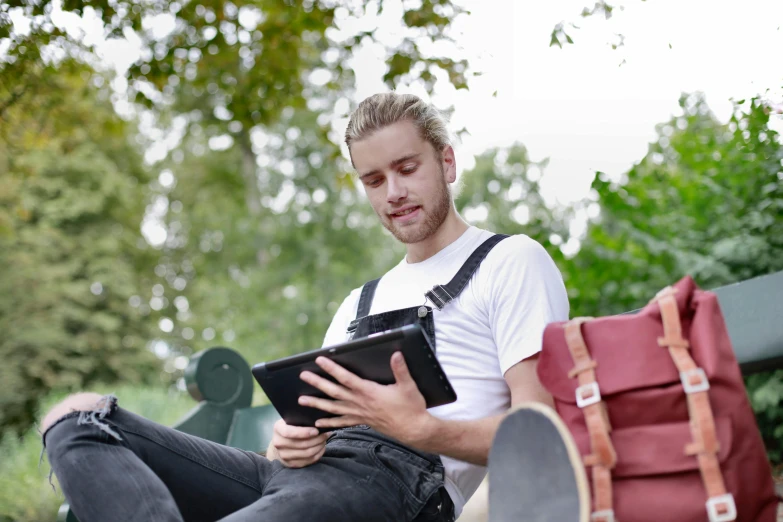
[
  {"x1": 42, "y1": 393, "x2": 279, "y2": 522},
  {"x1": 219, "y1": 437, "x2": 447, "y2": 522}
]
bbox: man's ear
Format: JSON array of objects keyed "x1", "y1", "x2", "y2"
[{"x1": 441, "y1": 145, "x2": 457, "y2": 183}]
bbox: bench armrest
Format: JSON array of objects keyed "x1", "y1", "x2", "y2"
[{"x1": 172, "y1": 346, "x2": 255, "y2": 443}]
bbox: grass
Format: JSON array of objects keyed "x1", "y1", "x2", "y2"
[{"x1": 0, "y1": 383, "x2": 195, "y2": 522}]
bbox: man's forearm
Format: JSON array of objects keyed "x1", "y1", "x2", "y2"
[{"x1": 408, "y1": 413, "x2": 505, "y2": 466}]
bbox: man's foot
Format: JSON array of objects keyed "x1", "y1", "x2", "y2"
[{"x1": 488, "y1": 402, "x2": 590, "y2": 522}]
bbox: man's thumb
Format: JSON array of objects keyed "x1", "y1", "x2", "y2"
[{"x1": 391, "y1": 352, "x2": 412, "y2": 385}]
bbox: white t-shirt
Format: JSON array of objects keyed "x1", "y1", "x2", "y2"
[{"x1": 322, "y1": 226, "x2": 569, "y2": 517}]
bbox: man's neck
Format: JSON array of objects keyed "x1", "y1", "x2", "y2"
[{"x1": 405, "y1": 209, "x2": 469, "y2": 264}]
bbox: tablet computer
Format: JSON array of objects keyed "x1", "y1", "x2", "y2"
[{"x1": 251, "y1": 324, "x2": 457, "y2": 429}]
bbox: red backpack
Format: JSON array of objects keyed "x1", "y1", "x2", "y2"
[{"x1": 537, "y1": 276, "x2": 777, "y2": 522}]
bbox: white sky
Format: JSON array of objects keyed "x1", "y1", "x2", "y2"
[{"x1": 347, "y1": 0, "x2": 783, "y2": 206}]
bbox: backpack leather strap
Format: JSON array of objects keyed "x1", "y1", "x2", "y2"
[
  {"x1": 655, "y1": 290, "x2": 737, "y2": 522},
  {"x1": 564, "y1": 317, "x2": 617, "y2": 522}
]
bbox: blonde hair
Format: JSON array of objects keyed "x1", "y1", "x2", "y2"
[{"x1": 345, "y1": 93, "x2": 451, "y2": 156}]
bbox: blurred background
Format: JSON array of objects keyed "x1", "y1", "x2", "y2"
[{"x1": 1, "y1": 0, "x2": 782, "y2": 520}]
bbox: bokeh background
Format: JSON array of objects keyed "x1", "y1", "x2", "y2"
[{"x1": 1, "y1": 1, "x2": 782, "y2": 520}]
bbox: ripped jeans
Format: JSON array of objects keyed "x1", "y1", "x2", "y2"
[{"x1": 42, "y1": 395, "x2": 454, "y2": 522}]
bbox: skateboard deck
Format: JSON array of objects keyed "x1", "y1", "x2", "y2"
[{"x1": 488, "y1": 402, "x2": 590, "y2": 522}]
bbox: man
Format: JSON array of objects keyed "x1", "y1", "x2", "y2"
[{"x1": 41, "y1": 92, "x2": 569, "y2": 521}]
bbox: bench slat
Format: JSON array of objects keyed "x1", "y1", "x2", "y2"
[
  {"x1": 226, "y1": 404, "x2": 280, "y2": 452},
  {"x1": 713, "y1": 270, "x2": 783, "y2": 374}
]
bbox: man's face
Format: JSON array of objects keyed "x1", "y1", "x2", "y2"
[{"x1": 350, "y1": 120, "x2": 455, "y2": 245}]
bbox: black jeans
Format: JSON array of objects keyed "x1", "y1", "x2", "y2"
[{"x1": 43, "y1": 396, "x2": 454, "y2": 522}]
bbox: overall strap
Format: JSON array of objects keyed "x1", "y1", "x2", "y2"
[
  {"x1": 355, "y1": 278, "x2": 381, "y2": 319},
  {"x1": 425, "y1": 234, "x2": 509, "y2": 310}
]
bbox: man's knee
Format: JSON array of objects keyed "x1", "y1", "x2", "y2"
[{"x1": 41, "y1": 392, "x2": 107, "y2": 434}]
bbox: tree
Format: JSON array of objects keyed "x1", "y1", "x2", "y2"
[
  {"x1": 144, "y1": 108, "x2": 404, "y2": 370},
  {"x1": 454, "y1": 143, "x2": 572, "y2": 266},
  {"x1": 565, "y1": 93, "x2": 782, "y2": 317},
  {"x1": 3, "y1": 0, "x2": 470, "y2": 214},
  {"x1": 0, "y1": 59, "x2": 160, "y2": 435}
]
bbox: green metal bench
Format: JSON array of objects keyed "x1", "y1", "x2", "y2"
[{"x1": 56, "y1": 270, "x2": 783, "y2": 522}]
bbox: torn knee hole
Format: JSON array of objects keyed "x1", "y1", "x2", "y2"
[
  {"x1": 40, "y1": 394, "x2": 121, "y2": 493},
  {"x1": 76, "y1": 396, "x2": 121, "y2": 441},
  {"x1": 41, "y1": 394, "x2": 121, "y2": 441}
]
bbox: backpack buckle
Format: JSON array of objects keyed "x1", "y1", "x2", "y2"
[
  {"x1": 706, "y1": 493, "x2": 736, "y2": 522},
  {"x1": 591, "y1": 509, "x2": 615, "y2": 522},
  {"x1": 576, "y1": 382, "x2": 602, "y2": 408},
  {"x1": 680, "y1": 368, "x2": 710, "y2": 394}
]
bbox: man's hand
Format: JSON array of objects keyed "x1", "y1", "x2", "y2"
[
  {"x1": 298, "y1": 352, "x2": 432, "y2": 445},
  {"x1": 266, "y1": 419, "x2": 329, "y2": 468}
]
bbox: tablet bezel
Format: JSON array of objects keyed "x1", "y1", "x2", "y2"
[{"x1": 251, "y1": 324, "x2": 457, "y2": 429}]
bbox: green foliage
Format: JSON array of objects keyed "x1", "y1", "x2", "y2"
[
  {"x1": 6, "y1": 0, "x2": 469, "y2": 155},
  {"x1": 747, "y1": 371, "x2": 783, "y2": 463},
  {"x1": 0, "y1": 60, "x2": 160, "y2": 436},
  {"x1": 566, "y1": 93, "x2": 782, "y2": 317},
  {"x1": 454, "y1": 144, "x2": 571, "y2": 265},
  {"x1": 0, "y1": 383, "x2": 195, "y2": 522},
  {"x1": 146, "y1": 107, "x2": 403, "y2": 372}
]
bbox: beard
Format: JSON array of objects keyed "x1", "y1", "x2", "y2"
[{"x1": 379, "y1": 168, "x2": 452, "y2": 245}]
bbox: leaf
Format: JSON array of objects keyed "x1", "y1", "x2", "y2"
[{"x1": 550, "y1": 30, "x2": 563, "y2": 48}]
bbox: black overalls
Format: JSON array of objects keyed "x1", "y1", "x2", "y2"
[{"x1": 329, "y1": 234, "x2": 508, "y2": 522}]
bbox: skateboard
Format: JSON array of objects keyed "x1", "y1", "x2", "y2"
[{"x1": 488, "y1": 402, "x2": 590, "y2": 522}]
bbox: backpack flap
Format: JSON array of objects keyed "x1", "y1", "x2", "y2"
[{"x1": 537, "y1": 276, "x2": 711, "y2": 407}]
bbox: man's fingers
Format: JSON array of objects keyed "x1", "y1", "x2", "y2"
[
  {"x1": 299, "y1": 396, "x2": 351, "y2": 415},
  {"x1": 390, "y1": 352, "x2": 414, "y2": 385},
  {"x1": 280, "y1": 442, "x2": 326, "y2": 460},
  {"x1": 272, "y1": 432, "x2": 328, "y2": 450},
  {"x1": 314, "y1": 357, "x2": 367, "y2": 391},
  {"x1": 314, "y1": 415, "x2": 362, "y2": 429},
  {"x1": 299, "y1": 371, "x2": 350, "y2": 400},
  {"x1": 274, "y1": 419, "x2": 319, "y2": 439},
  {"x1": 282, "y1": 445, "x2": 327, "y2": 468},
  {"x1": 279, "y1": 442, "x2": 327, "y2": 466}
]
